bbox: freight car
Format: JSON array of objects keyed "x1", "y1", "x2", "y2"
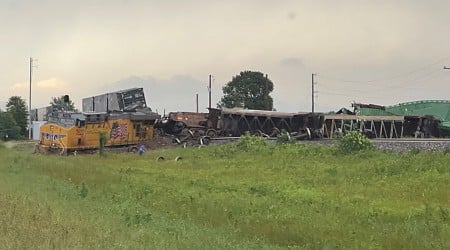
[
  {"x1": 155, "y1": 100, "x2": 450, "y2": 143},
  {"x1": 322, "y1": 101, "x2": 450, "y2": 139},
  {"x1": 155, "y1": 111, "x2": 210, "y2": 136},
  {"x1": 154, "y1": 108, "x2": 324, "y2": 143}
]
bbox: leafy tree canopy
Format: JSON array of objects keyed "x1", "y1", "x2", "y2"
[
  {"x1": 0, "y1": 111, "x2": 21, "y2": 140},
  {"x1": 219, "y1": 71, "x2": 274, "y2": 110},
  {"x1": 50, "y1": 95, "x2": 77, "y2": 111},
  {"x1": 6, "y1": 96, "x2": 28, "y2": 137}
]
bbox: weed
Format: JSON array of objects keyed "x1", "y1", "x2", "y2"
[
  {"x1": 236, "y1": 132, "x2": 268, "y2": 152},
  {"x1": 336, "y1": 131, "x2": 374, "y2": 154},
  {"x1": 99, "y1": 132, "x2": 107, "y2": 157},
  {"x1": 79, "y1": 182, "x2": 88, "y2": 198}
]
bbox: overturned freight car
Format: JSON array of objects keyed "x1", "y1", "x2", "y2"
[
  {"x1": 155, "y1": 108, "x2": 324, "y2": 141},
  {"x1": 322, "y1": 100, "x2": 450, "y2": 139},
  {"x1": 216, "y1": 108, "x2": 323, "y2": 138}
]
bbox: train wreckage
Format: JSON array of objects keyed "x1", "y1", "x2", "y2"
[
  {"x1": 155, "y1": 100, "x2": 450, "y2": 145},
  {"x1": 154, "y1": 108, "x2": 324, "y2": 145},
  {"x1": 33, "y1": 87, "x2": 450, "y2": 153},
  {"x1": 35, "y1": 88, "x2": 160, "y2": 155}
]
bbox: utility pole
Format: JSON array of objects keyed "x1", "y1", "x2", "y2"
[
  {"x1": 208, "y1": 74, "x2": 212, "y2": 109},
  {"x1": 265, "y1": 74, "x2": 269, "y2": 110},
  {"x1": 29, "y1": 57, "x2": 33, "y2": 140},
  {"x1": 311, "y1": 73, "x2": 316, "y2": 114},
  {"x1": 196, "y1": 93, "x2": 199, "y2": 113}
]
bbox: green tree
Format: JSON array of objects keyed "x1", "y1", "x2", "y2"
[
  {"x1": 50, "y1": 95, "x2": 77, "y2": 111},
  {"x1": 0, "y1": 109, "x2": 22, "y2": 140},
  {"x1": 219, "y1": 71, "x2": 274, "y2": 110},
  {"x1": 6, "y1": 96, "x2": 28, "y2": 137}
]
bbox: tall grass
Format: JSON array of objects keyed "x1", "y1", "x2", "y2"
[{"x1": 0, "y1": 139, "x2": 449, "y2": 249}]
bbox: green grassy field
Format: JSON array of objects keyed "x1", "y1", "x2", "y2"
[{"x1": 0, "y1": 139, "x2": 449, "y2": 249}]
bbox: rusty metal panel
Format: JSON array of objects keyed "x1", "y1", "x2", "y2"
[{"x1": 168, "y1": 112, "x2": 208, "y2": 128}]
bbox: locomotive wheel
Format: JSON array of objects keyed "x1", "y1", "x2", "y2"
[{"x1": 129, "y1": 146, "x2": 139, "y2": 153}]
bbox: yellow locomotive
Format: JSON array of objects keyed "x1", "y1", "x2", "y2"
[{"x1": 36, "y1": 110, "x2": 160, "y2": 155}]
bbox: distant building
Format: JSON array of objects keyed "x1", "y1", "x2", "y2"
[
  {"x1": 30, "y1": 106, "x2": 52, "y2": 121},
  {"x1": 29, "y1": 106, "x2": 52, "y2": 140}
]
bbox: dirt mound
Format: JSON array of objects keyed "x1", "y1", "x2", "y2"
[{"x1": 145, "y1": 135, "x2": 177, "y2": 150}]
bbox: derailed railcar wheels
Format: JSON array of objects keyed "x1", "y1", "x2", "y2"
[
  {"x1": 206, "y1": 129, "x2": 217, "y2": 137},
  {"x1": 199, "y1": 136, "x2": 211, "y2": 145}
]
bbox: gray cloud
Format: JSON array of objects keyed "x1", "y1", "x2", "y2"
[
  {"x1": 280, "y1": 57, "x2": 304, "y2": 68},
  {"x1": 1, "y1": 1, "x2": 450, "y2": 112},
  {"x1": 98, "y1": 75, "x2": 220, "y2": 114}
]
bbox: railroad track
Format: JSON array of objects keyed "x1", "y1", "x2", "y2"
[
  {"x1": 209, "y1": 136, "x2": 450, "y2": 142},
  {"x1": 206, "y1": 136, "x2": 450, "y2": 152},
  {"x1": 370, "y1": 138, "x2": 450, "y2": 143}
]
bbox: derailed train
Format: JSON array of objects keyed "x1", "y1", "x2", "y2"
[
  {"x1": 155, "y1": 108, "x2": 324, "y2": 143},
  {"x1": 36, "y1": 87, "x2": 450, "y2": 154},
  {"x1": 155, "y1": 100, "x2": 450, "y2": 143}
]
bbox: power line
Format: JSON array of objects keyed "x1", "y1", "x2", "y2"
[
  {"x1": 318, "y1": 56, "x2": 450, "y2": 85},
  {"x1": 319, "y1": 90, "x2": 421, "y2": 101},
  {"x1": 319, "y1": 68, "x2": 445, "y2": 93}
]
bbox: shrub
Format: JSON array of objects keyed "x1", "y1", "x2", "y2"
[
  {"x1": 236, "y1": 132, "x2": 268, "y2": 152},
  {"x1": 99, "y1": 132, "x2": 107, "y2": 157},
  {"x1": 79, "y1": 182, "x2": 88, "y2": 198},
  {"x1": 336, "y1": 131, "x2": 374, "y2": 154}
]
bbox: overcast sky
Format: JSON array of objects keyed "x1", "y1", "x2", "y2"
[{"x1": 1, "y1": 0, "x2": 450, "y2": 113}]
